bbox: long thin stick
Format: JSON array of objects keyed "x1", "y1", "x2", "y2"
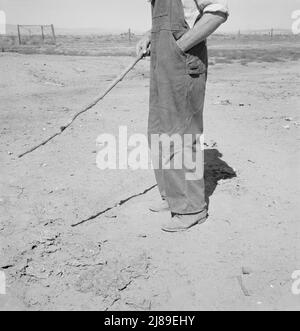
[
  {"x1": 18, "y1": 54, "x2": 144, "y2": 159},
  {"x1": 72, "y1": 184, "x2": 157, "y2": 227},
  {"x1": 237, "y1": 276, "x2": 251, "y2": 297}
]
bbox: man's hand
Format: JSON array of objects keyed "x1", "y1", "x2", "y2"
[{"x1": 136, "y1": 31, "x2": 151, "y2": 57}]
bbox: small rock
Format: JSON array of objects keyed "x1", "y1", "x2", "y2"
[
  {"x1": 213, "y1": 99, "x2": 232, "y2": 106},
  {"x1": 105, "y1": 215, "x2": 117, "y2": 219},
  {"x1": 242, "y1": 266, "x2": 253, "y2": 275},
  {"x1": 74, "y1": 67, "x2": 85, "y2": 73},
  {"x1": 138, "y1": 234, "x2": 147, "y2": 238}
]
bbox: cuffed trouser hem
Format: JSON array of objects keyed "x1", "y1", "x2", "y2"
[{"x1": 170, "y1": 206, "x2": 207, "y2": 217}]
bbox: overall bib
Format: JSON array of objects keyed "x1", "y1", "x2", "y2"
[{"x1": 149, "y1": 0, "x2": 208, "y2": 215}]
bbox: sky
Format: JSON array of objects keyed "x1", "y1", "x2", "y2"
[{"x1": 0, "y1": 0, "x2": 300, "y2": 33}]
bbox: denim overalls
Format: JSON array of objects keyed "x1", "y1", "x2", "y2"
[{"x1": 149, "y1": 0, "x2": 208, "y2": 215}]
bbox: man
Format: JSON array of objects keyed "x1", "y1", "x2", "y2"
[{"x1": 136, "y1": 0, "x2": 229, "y2": 232}]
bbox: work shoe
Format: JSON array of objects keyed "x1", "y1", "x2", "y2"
[
  {"x1": 161, "y1": 213, "x2": 207, "y2": 233},
  {"x1": 149, "y1": 199, "x2": 169, "y2": 213}
]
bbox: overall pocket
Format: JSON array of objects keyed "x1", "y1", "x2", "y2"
[
  {"x1": 152, "y1": 0, "x2": 169, "y2": 32},
  {"x1": 152, "y1": 14, "x2": 169, "y2": 33},
  {"x1": 171, "y1": 32, "x2": 207, "y2": 76},
  {"x1": 171, "y1": 32, "x2": 187, "y2": 59},
  {"x1": 152, "y1": 0, "x2": 168, "y2": 18}
]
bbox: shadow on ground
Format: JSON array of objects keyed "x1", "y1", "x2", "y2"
[{"x1": 205, "y1": 149, "x2": 237, "y2": 208}]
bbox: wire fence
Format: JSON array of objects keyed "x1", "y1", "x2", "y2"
[{"x1": 17, "y1": 24, "x2": 56, "y2": 45}]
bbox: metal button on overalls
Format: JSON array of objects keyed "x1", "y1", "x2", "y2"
[{"x1": 149, "y1": 0, "x2": 208, "y2": 215}]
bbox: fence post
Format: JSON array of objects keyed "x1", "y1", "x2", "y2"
[
  {"x1": 17, "y1": 25, "x2": 22, "y2": 45},
  {"x1": 41, "y1": 25, "x2": 45, "y2": 42},
  {"x1": 128, "y1": 28, "x2": 131, "y2": 42},
  {"x1": 51, "y1": 24, "x2": 56, "y2": 44}
]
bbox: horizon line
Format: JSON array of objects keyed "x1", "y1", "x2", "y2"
[{"x1": 5, "y1": 23, "x2": 293, "y2": 33}]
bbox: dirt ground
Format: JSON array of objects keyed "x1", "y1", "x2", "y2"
[{"x1": 0, "y1": 49, "x2": 299, "y2": 310}]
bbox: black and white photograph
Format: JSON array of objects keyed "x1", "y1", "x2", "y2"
[{"x1": 0, "y1": 0, "x2": 299, "y2": 313}]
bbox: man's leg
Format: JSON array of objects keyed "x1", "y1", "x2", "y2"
[
  {"x1": 148, "y1": 45, "x2": 169, "y2": 211},
  {"x1": 163, "y1": 131, "x2": 207, "y2": 215},
  {"x1": 160, "y1": 75, "x2": 208, "y2": 231}
]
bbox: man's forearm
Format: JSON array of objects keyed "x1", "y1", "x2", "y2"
[{"x1": 177, "y1": 13, "x2": 227, "y2": 53}]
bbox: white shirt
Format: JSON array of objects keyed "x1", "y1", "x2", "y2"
[
  {"x1": 148, "y1": 0, "x2": 229, "y2": 28},
  {"x1": 182, "y1": 0, "x2": 229, "y2": 27}
]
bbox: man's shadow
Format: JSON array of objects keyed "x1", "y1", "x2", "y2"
[{"x1": 204, "y1": 149, "x2": 237, "y2": 208}]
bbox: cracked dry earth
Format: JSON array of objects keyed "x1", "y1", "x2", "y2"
[{"x1": 0, "y1": 53, "x2": 299, "y2": 311}]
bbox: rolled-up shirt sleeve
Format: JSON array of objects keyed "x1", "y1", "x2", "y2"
[{"x1": 202, "y1": 0, "x2": 229, "y2": 16}]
